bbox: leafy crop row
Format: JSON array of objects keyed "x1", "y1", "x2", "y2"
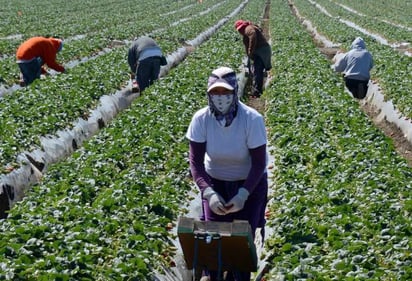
[
  {"x1": 263, "y1": 0, "x2": 412, "y2": 279},
  {"x1": 0, "y1": 0, "x2": 246, "y2": 167},
  {"x1": 0, "y1": 0, "x2": 237, "y2": 87},
  {"x1": 0, "y1": 0, "x2": 263, "y2": 279},
  {"x1": 328, "y1": 0, "x2": 412, "y2": 27},
  {"x1": 1, "y1": 0, "x2": 411, "y2": 280},
  {"x1": 0, "y1": 0, "x2": 196, "y2": 54},
  {"x1": 291, "y1": 0, "x2": 412, "y2": 118},
  {"x1": 314, "y1": 0, "x2": 411, "y2": 43}
]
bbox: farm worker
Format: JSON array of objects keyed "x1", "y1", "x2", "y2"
[
  {"x1": 333, "y1": 37, "x2": 374, "y2": 99},
  {"x1": 186, "y1": 66, "x2": 268, "y2": 281},
  {"x1": 235, "y1": 19, "x2": 272, "y2": 98},
  {"x1": 127, "y1": 36, "x2": 167, "y2": 92},
  {"x1": 16, "y1": 36, "x2": 65, "y2": 86}
]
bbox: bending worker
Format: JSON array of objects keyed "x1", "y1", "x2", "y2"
[
  {"x1": 235, "y1": 20, "x2": 272, "y2": 98},
  {"x1": 333, "y1": 37, "x2": 374, "y2": 99},
  {"x1": 16, "y1": 36, "x2": 65, "y2": 86},
  {"x1": 127, "y1": 36, "x2": 167, "y2": 92}
]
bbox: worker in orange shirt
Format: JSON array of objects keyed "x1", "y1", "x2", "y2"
[{"x1": 16, "y1": 36, "x2": 65, "y2": 86}]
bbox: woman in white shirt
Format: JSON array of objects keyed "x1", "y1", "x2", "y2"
[{"x1": 186, "y1": 66, "x2": 268, "y2": 281}]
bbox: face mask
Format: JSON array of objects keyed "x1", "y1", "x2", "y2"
[{"x1": 210, "y1": 94, "x2": 233, "y2": 114}]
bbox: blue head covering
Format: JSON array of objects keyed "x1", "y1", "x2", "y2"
[{"x1": 351, "y1": 37, "x2": 366, "y2": 50}]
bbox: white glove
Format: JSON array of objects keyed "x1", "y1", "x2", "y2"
[
  {"x1": 203, "y1": 187, "x2": 227, "y2": 215},
  {"x1": 224, "y1": 188, "x2": 249, "y2": 214}
]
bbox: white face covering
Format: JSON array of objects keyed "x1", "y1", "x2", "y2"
[{"x1": 210, "y1": 94, "x2": 233, "y2": 114}]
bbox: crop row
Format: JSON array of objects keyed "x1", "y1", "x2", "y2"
[
  {"x1": 0, "y1": 0, "x2": 251, "y2": 218},
  {"x1": 0, "y1": 0, "x2": 263, "y2": 279},
  {"x1": 0, "y1": 0, "x2": 246, "y2": 167},
  {"x1": 0, "y1": 0, "x2": 230, "y2": 86},
  {"x1": 292, "y1": 0, "x2": 412, "y2": 119},
  {"x1": 0, "y1": 0, "x2": 201, "y2": 55},
  {"x1": 312, "y1": 0, "x2": 411, "y2": 43},
  {"x1": 327, "y1": 0, "x2": 411, "y2": 27},
  {"x1": 263, "y1": 0, "x2": 412, "y2": 279},
  {"x1": 0, "y1": 0, "x2": 411, "y2": 279}
]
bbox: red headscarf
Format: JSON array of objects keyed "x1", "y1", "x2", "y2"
[{"x1": 234, "y1": 20, "x2": 251, "y2": 31}]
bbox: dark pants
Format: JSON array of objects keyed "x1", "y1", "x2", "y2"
[
  {"x1": 344, "y1": 78, "x2": 369, "y2": 99},
  {"x1": 17, "y1": 57, "x2": 43, "y2": 85},
  {"x1": 251, "y1": 55, "x2": 265, "y2": 97},
  {"x1": 201, "y1": 174, "x2": 268, "y2": 281},
  {"x1": 135, "y1": 56, "x2": 161, "y2": 92}
]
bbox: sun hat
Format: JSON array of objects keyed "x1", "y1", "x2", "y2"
[{"x1": 207, "y1": 66, "x2": 237, "y2": 93}]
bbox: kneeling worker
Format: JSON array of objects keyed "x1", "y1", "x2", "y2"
[
  {"x1": 16, "y1": 36, "x2": 65, "y2": 86},
  {"x1": 333, "y1": 37, "x2": 374, "y2": 99},
  {"x1": 127, "y1": 36, "x2": 167, "y2": 93}
]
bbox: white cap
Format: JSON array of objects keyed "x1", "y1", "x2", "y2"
[{"x1": 207, "y1": 67, "x2": 236, "y2": 92}]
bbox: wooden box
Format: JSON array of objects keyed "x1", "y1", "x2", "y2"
[{"x1": 177, "y1": 216, "x2": 257, "y2": 272}]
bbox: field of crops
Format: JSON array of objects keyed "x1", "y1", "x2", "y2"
[{"x1": 0, "y1": 0, "x2": 411, "y2": 280}]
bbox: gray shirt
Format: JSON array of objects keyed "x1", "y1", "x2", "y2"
[
  {"x1": 127, "y1": 36, "x2": 162, "y2": 72},
  {"x1": 334, "y1": 37, "x2": 373, "y2": 81}
]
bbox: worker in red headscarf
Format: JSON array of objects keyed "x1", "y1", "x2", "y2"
[
  {"x1": 235, "y1": 20, "x2": 272, "y2": 98},
  {"x1": 16, "y1": 36, "x2": 65, "y2": 86}
]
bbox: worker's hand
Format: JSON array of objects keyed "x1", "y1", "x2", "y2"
[
  {"x1": 224, "y1": 188, "x2": 249, "y2": 214},
  {"x1": 203, "y1": 187, "x2": 227, "y2": 215}
]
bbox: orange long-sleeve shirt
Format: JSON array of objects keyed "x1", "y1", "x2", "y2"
[{"x1": 16, "y1": 37, "x2": 65, "y2": 73}]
